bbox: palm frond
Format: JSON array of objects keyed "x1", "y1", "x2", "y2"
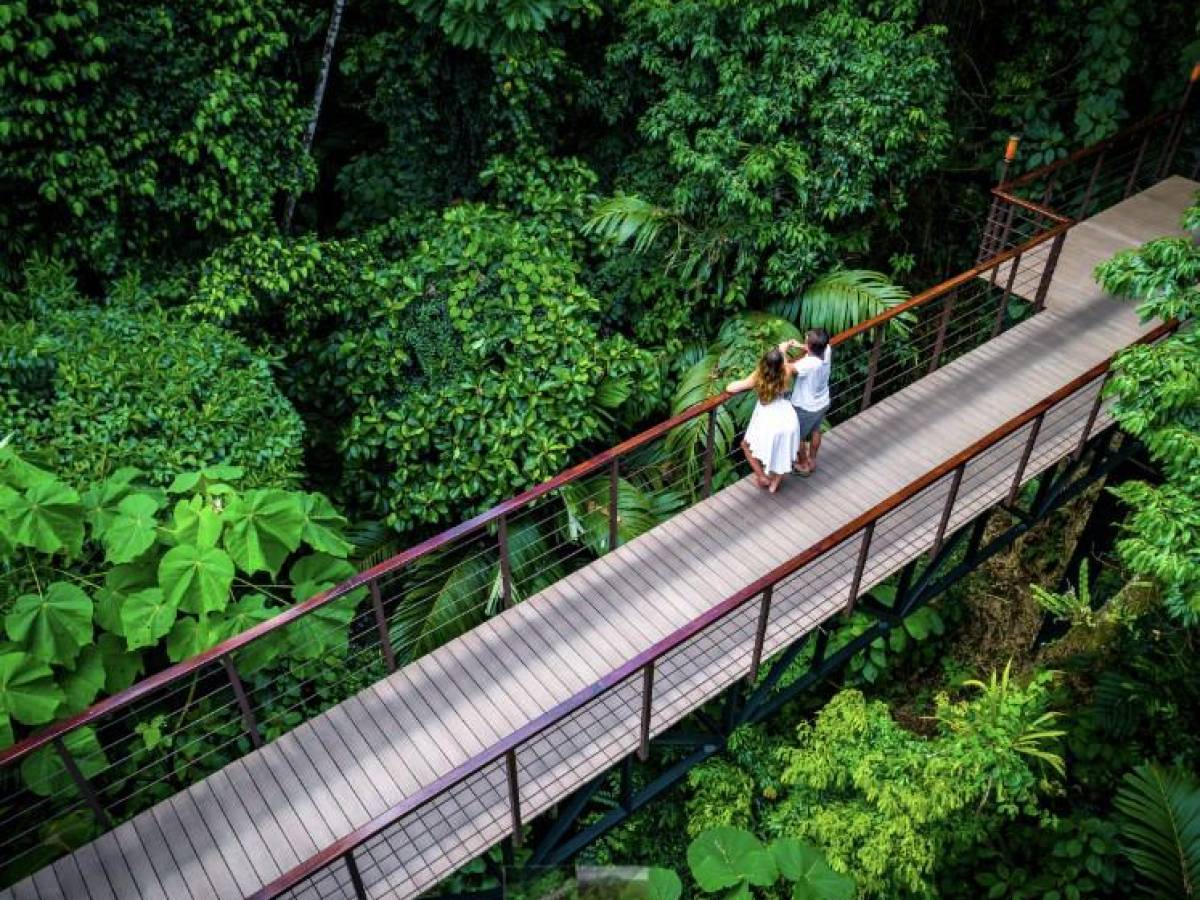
[
  {"x1": 391, "y1": 550, "x2": 490, "y2": 663},
  {"x1": 1114, "y1": 763, "x2": 1200, "y2": 898},
  {"x1": 768, "y1": 269, "x2": 914, "y2": 338},
  {"x1": 584, "y1": 195, "x2": 682, "y2": 255}
]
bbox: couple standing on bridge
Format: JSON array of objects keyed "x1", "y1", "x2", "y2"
[{"x1": 726, "y1": 330, "x2": 832, "y2": 493}]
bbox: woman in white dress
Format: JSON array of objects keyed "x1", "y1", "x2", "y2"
[{"x1": 726, "y1": 348, "x2": 802, "y2": 493}]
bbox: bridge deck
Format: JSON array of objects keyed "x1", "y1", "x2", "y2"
[{"x1": 5, "y1": 176, "x2": 1196, "y2": 900}]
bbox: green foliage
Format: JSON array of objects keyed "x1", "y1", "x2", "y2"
[
  {"x1": 766, "y1": 270, "x2": 913, "y2": 339},
  {"x1": 0, "y1": 0, "x2": 311, "y2": 282},
  {"x1": 672, "y1": 826, "x2": 854, "y2": 900},
  {"x1": 1094, "y1": 194, "x2": 1200, "y2": 622},
  {"x1": 592, "y1": 0, "x2": 950, "y2": 342},
  {"x1": 0, "y1": 447, "x2": 361, "y2": 772},
  {"x1": 397, "y1": 0, "x2": 599, "y2": 53},
  {"x1": 769, "y1": 680, "x2": 1061, "y2": 897},
  {"x1": 0, "y1": 259, "x2": 304, "y2": 488},
  {"x1": 1114, "y1": 763, "x2": 1200, "y2": 897}
]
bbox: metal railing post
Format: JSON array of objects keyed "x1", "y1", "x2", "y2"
[
  {"x1": 1032, "y1": 232, "x2": 1066, "y2": 312},
  {"x1": 506, "y1": 749, "x2": 523, "y2": 847},
  {"x1": 1124, "y1": 131, "x2": 1151, "y2": 198},
  {"x1": 703, "y1": 408, "x2": 717, "y2": 498},
  {"x1": 747, "y1": 586, "x2": 774, "y2": 683},
  {"x1": 370, "y1": 580, "x2": 397, "y2": 673},
  {"x1": 1077, "y1": 150, "x2": 1106, "y2": 218},
  {"x1": 844, "y1": 523, "x2": 876, "y2": 616},
  {"x1": 638, "y1": 663, "x2": 654, "y2": 761},
  {"x1": 860, "y1": 325, "x2": 884, "y2": 411},
  {"x1": 932, "y1": 464, "x2": 966, "y2": 558},
  {"x1": 991, "y1": 252, "x2": 1021, "y2": 338},
  {"x1": 53, "y1": 736, "x2": 111, "y2": 829},
  {"x1": 928, "y1": 291, "x2": 956, "y2": 374},
  {"x1": 1007, "y1": 412, "x2": 1046, "y2": 506},
  {"x1": 1074, "y1": 374, "x2": 1109, "y2": 461},
  {"x1": 344, "y1": 851, "x2": 368, "y2": 900},
  {"x1": 608, "y1": 458, "x2": 620, "y2": 552},
  {"x1": 497, "y1": 514, "x2": 513, "y2": 611},
  {"x1": 221, "y1": 655, "x2": 264, "y2": 749}
]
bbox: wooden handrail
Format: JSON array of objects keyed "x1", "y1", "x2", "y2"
[{"x1": 251, "y1": 321, "x2": 1175, "y2": 899}]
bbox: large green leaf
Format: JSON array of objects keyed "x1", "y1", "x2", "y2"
[
  {"x1": 643, "y1": 867, "x2": 683, "y2": 900},
  {"x1": 100, "y1": 493, "x2": 160, "y2": 564},
  {"x1": 286, "y1": 595, "x2": 359, "y2": 661},
  {"x1": 290, "y1": 553, "x2": 357, "y2": 603},
  {"x1": 1114, "y1": 763, "x2": 1200, "y2": 898},
  {"x1": 158, "y1": 543, "x2": 234, "y2": 615},
  {"x1": 58, "y1": 645, "x2": 105, "y2": 715},
  {"x1": 20, "y1": 726, "x2": 108, "y2": 798},
  {"x1": 5, "y1": 582, "x2": 93, "y2": 666},
  {"x1": 94, "y1": 558, "x2": 160, "y2": 637},
  {"x1": 165, "y1": 614, "x2": 221, "y2": 663},
  {"x1": 97, "y1": 633, "x2": 143, "y2": 694},
  {"x1": 772, "y1": 839, "x2": 855, "y2": 900},
  {"x1": 769, "y1": 269, "x2": 913, "y2": 337},
  {"x1": 0, "y1": 479, "x2": 84, "y2": 556},
  {"x1": 300, "y1": 493, "x2": 353, "y2": 558},
  {"x1": 0, "y1": 647, "x2": 63, "y2": 726},
  {"x1": 687, "y1": 827, "x2": 777, "y2": 892},
  {"x1": 392, "y1": 552, "x2": 489, "y2": 661},
  {"x1": 80, "y1": 467, "x2": 143, "y2": 532},
  {"x1": 218, "y1": 594, "x2": 285, "y2": 674},
  {"x1": 168, "y1": 495, "x2": 224, "y2": 549},
  {"x1": 120, "y1": 588, "x2": 179, "y2": 651},
  {"x1": 561, "y1": 477, "x2": 668, "y2": 556},
  {"x1": 223, "y1": 489, "x2": 306, "y2": 577}
]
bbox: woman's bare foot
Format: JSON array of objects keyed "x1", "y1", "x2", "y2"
[
  {"x1": 796, "y1": 461, "x2": 815, "y2": 476},
  {"x1": 754, "y1": 474, "x2": 770, "y2": 489},
  {"x1": 768, "y1": 475, "x2": 782, "y2": 493}
]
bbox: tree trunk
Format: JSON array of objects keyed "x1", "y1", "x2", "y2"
[{"x1": 282, "y1": 0, "x2": 347, "y2": 232}]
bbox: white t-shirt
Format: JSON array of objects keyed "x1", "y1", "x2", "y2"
[{"x1": 789, "y1": 346, "x2": 832, "y2": 411}]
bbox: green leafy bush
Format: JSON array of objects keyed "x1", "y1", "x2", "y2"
[
  {"x1": 0, "y1": 0, "x2": 310, "y2": 282},
  {"x1": 0, "y1": 260, "x2": 304, "y2": 488},
  {"x1": 0, "y1": 447, "x2": 360, "y2": 759}
]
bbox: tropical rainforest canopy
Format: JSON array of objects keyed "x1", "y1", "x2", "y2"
[{"x1": 1, "y1": 0, "x2": 1199, "y2": 896}]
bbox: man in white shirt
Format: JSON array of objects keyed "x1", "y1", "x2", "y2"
[{"x1": 779, "y1": 329, "x2": 832, "y2": 475}]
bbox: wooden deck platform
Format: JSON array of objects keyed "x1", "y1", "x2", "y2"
[{"x1": 4, "y1": 177, "x2": 1196, "y2": 900}]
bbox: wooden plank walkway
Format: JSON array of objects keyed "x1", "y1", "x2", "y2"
[{"x1": 4, "y1": 178, "x2": 1196, "y2": 900}]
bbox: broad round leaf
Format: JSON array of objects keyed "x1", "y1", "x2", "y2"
[
  {"x1": 159, "y1": 543, "x2": 234, "y2": 615},
  {"x1": 0, "y1": 480, "x2": 84, "y2": 556},
  {"x1": 59, "y1": 645, "x2": 105, "y2": 715},
  {"x1": 644, "y1": 867, "x2": 683, "y2": 900},
  {"x1": 300, "y1": 493, "x2": 352, "y2": 558},
  {"x1": 773, "y1": 839, "x2": 855, "y2": 900},
  {"x1": 101, "y1": 493, "x2": 160, "y2": 564},
  {"x1": 223, "y1": 489, "x2": 306, "y2": 577},
  {"x1": 97, "y1": 633, "x2": 143, "y2": 694},
  {"x1": 5, "y1": 582, "x2": 94, "y2": 666},
  {"x1": 121, "y1": 588, "x2": 179, "y2": 651},
  {"x1": 290, "y1": 553, "x2": 357, "y2": 602},
  {"x1": 169, "y1": 496, "x2": 223, "y2": 549},
  {"x1": 20, "y1": 726, "x2": 107, "y2": 798},
  {"x1": 0, "y1": 648, "x2": 64, "y2": 726},
  {"x1": 688, "y1": 827, "x2": 777, "y2": 892}
]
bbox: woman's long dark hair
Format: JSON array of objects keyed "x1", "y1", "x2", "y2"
[{"x1": 754, "y1": 349, "x2": 787, "y2": 403}]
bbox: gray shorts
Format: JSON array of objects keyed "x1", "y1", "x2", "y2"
[{"x1": 793, "y1": 404, "x2": 828, "y2": 440}]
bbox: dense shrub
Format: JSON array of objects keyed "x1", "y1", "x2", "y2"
[{"x1": 0, "y1": 262, "x2": 304, "y2": 488}]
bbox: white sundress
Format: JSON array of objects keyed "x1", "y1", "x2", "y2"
[{"x1": 744, "y1": 394, "x2": 802, "y2": 475}]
